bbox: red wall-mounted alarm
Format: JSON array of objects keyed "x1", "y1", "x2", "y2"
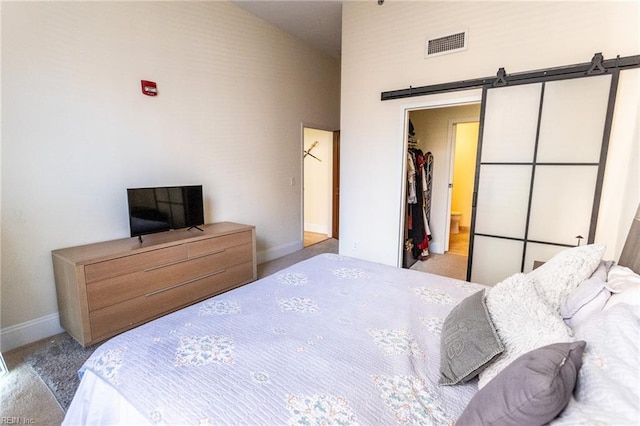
[{"x1": 141, "y1": 80, "x2": 158, "y2": 96}]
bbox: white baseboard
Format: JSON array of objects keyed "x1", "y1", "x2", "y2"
[
  {"x1": 304, "y1": 223, "x2": 329, "y2": 235},
  {"x1": 257, "y1": 240, "x2": 303, "y2": 265},
  {"x1": 1, "y1": 313, "x2": 65, "y2": 352}
]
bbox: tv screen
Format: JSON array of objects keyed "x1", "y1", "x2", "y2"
[{"x1": 127, "y1": 185, "x2": 204, "y2": 238}]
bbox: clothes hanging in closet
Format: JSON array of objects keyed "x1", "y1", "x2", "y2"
[{"x1": 407, "y1": 148, "x2": 432, "y2": 260}]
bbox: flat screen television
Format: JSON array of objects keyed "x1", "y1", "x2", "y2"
[{"x1": 127, "y1": 185, "x2": 204, "y2": 238}]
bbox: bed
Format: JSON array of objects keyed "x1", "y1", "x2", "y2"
[{"x1": 63, "y1": 208, "x2": 640, "y2": 425}]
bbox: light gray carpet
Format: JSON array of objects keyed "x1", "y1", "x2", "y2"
[
  {"x1": 258, "y1": 238, "x2": 338, "y2": 278},
  {"x1": 25, "y1": 333, "x2": 102, "y2": 412},
  {"x1": 0, "y1": 357, "x2": 65, "y2": 424},
  {"x1": 410, "y1": 252, "x2": 468, "y2": 281}
]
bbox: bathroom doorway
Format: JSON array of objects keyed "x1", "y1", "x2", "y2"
[{"x1": 448, "y1": 121, "x2": 479, "y2": 256}]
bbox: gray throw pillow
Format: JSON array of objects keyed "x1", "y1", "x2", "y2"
[
  {"x1": 439, "y1": 289, "x2": 504, "y2": 385},
  {"x1": 457, "y1": 341, "x2": 586, "y2": 426}
]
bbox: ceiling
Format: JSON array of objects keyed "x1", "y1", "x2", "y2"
[{"x1": 231, "y1": 1, "x2": 343, "y2": 59}]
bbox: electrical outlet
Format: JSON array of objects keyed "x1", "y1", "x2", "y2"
[{"x1": 352, "y1": 241, "x2": 359, "y2": 250}]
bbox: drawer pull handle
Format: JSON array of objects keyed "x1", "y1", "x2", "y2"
[
  {"x1": 143, "y1": 249, "x2": 226, "y2": 272},
  {"x1": 145, "y1": 269, "x2": 226, "y2": 297}
]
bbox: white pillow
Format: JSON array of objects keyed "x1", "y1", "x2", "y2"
[
  {"x1": 560, "y1": 277, "x2": 611, "y2": 329},
  {"x1": 604, "y1": 287, "x2": 640, "y2": 310},
  {"x1": 606, "y1": 264, "x2": 640, "y2": 293},
  {"x1": 480, "y1": 273, "x2": 574, "y2": 388},
  {"x1": 551, "y1": 304, "x2": 640, "y2": 425},
  {"x1": 603, "y1": 265, "x2": 640, "y2": 310},
  {"x1": 528, "y1": 244, "x2": 606, "y2": 312}
]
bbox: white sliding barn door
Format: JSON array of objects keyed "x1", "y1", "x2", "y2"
[{"x1": 469, "y1": 74, "x2": 614, "y2": 285}]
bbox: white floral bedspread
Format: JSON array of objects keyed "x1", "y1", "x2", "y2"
[{"x1": 78, "y1": 254, "x2": 482, "y2": 425}]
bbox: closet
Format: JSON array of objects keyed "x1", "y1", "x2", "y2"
[{"x1": 403, "y1": 120, "x2": 433, "y2": 268}]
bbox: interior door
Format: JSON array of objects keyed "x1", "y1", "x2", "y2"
[{"x1": 468, "y1": 73, "x2": 615, "y2": 285}]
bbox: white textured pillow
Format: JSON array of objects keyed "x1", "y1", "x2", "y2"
[
  {"x1": 480, "y1": 273, "x2": 574, "y2": 388},
  {"x1": 528, "y1": 244, "x2": 606, "y2": 312}
]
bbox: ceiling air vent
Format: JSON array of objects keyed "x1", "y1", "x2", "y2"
[{"x1": 425, "y1": 30, "x2": 468, "y2": 58}]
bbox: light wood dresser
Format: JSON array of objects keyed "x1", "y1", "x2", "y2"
[{"x1": 52, "y1": 222, "x2": 256, "y2": 346}]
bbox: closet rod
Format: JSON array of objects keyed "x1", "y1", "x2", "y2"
[{"x1": 381, "y1": 53, "x2": 640, "y2": 101}]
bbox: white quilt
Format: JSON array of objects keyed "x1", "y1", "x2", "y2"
[{"x1": 64, "y1": 254, "x2": 484, "y2": 425}]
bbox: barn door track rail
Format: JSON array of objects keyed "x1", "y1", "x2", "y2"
[{"x1": 380, "y1": 53, "x2": 640, "y2": 101}]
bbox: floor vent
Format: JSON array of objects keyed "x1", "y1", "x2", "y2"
[{"x1": 425, "y1": 30, "x2": 468, "y2": 58}]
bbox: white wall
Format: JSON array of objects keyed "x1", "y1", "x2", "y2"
[
  {"x1": 596, "y1": 68, "x2": 640, "y2": 255},
  {"x1": 303, "y1": 128, "x2": 333, "y2": 235},
  {"x1": 1, "y1": 1, "x2": 340, "y2": 350},
  {"x1": 340, "y1": 1, "x2": 639, "y2": 266},
  {"x1": 452, "y1": 122, "x2": 479, "y2": 229}
]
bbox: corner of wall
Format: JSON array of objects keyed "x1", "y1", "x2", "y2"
[{"x1": 257, "y1": 240, "x2": 304, "y2": 265}]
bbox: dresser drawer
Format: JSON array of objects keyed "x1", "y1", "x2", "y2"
[
  {"x1": 52, "y1": 222, "x2": 255, "y2": 346},
  {"x1": 188, "y1": 230, "x2": 252, "y2": 258},
  {"x1": 85, "y1": 245, "x2": 188, "y2": 283},
  {"x1": 89, "y1": 260, "x2": 255, "y2": 342},
  {"x1": 87, "y1": 243, "x2": 253, "y2": 311}
]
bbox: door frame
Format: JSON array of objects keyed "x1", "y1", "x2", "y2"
[
  {"x1": 332, "y1": 131, "x2": 340, "y2": 239},
  {"x1": 445, "y1": 118, "x2": 480, "y2": 252},
  {"x1": 396, "y1": 91, "x2": 482, "y2": 268},
  {"x1": 301, "y1": 124, "x2": 340, "y2": 245}
]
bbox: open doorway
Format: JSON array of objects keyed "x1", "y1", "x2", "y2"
[
  {"x1": 448, "y1": 121, "x2": 479, "y2": 256},
  {"x1": 303, "y1": 127, "x2": 338, "y2": 247},
  {"x1": 402, "y1": 104, "x2": 480, "y2": 280}
]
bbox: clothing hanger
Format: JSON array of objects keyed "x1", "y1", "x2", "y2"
[{"x1": 304, "y1": 141, "x2": 322, "y2": 161}]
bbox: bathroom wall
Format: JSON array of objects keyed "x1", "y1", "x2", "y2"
[{"x1": 452, "y1": 122, "x2": 479, "y2": 228}]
